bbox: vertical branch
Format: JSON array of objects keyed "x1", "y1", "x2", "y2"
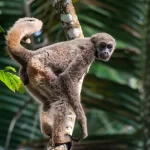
[
  {"x1": 24, "y1": 0, "x2": 36, "y2": 48},
  {"x1": 48, "y1": 0, "x2": 84, "y2": 150},
  {"x1": 5, "y1": 99, "x2": 32, "y2": 150},
  {"x1": 50, "y1": 0, "x2": 84, "y2": 39}
]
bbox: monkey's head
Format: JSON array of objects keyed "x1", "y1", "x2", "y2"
[{"x1": 91, "y1": 33, "x2": 116, "y2": 61}]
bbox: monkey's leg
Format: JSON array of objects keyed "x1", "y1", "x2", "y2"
[
  {"x1": 40, "y1": 110, "x2": 53, "y2": 137},
  {"x1": 52, "y1": 101, "x2": 71, "y2": 146},
  {"x1": 27, "y1": 57, "x2": 58, "y2": 97},
  {"x1": 19, "y1": 67, "x2": 29, "y2": 85}
]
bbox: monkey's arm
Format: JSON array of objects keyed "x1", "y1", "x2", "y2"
[
  {"x1": 59, "y1": 72, "x2": 88, "y2": 142},
  {"x1": 60, "y1": 53, "x2": 93, "y2": 82},
  {"x1": 58, "y1": 54, "x2": 93, "y2": 141}
]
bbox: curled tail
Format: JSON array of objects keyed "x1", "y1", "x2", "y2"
[{"x1": 6, "y1": 17, "x2": 43, "y2": 66}]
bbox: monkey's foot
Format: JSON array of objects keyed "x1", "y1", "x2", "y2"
[
  {"x1": 55, "y1": 142, "x2": 72, "y2": 150},
  {"x1": 48, "y1": 142, "x2": 72, "y2": 150},
  {"x1": 49, "y1": 134, "x2": 73, "y2": 150}
]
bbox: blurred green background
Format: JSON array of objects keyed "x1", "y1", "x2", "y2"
[{"x1": 0, "y1": 0, "x2": 150, "y2": 149}]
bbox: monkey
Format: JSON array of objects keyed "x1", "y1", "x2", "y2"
[{"x1": 6, "y1": 17, "x2": 116, "y2": 148}]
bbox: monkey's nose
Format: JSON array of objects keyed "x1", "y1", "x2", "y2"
[
  {"x1": 100, "y1": 52, "x2": 109, "y2": 59},
  {"x1": 103, "y1": 52, "x2": 109, "y2": 57}
]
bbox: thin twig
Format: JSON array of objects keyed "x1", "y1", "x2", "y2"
[{"x1": 5, "y1": 99, "x2": 32, "y2": 150}]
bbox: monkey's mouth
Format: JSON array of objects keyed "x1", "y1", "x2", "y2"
[
  {"x1": 100, "y1": 53, "x2": 109, "y2": 60},
  {"x1": 96, "y1": 52, "x2": 109, "y2": 61},
  {"x1": 95, "y1": 50, "x2": 110, "y2": 61}
]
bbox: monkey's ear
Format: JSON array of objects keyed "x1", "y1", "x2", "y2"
[{"x1": 91, "y1": 34, "x2": 97, "y2": 44}]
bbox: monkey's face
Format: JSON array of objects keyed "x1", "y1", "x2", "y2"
[{"x1": 91, "y1": 33, "x2": 116, "y2": 61}]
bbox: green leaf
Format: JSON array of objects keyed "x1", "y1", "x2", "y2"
[
  {"x1": 0, "y1": 68, "x2": 24, "y2": 93},
  {"x1": 0, "y1": 26, "x2": 5, "y2": 33},
  {"x1": 4, "y1": 66, "x2": 16, "y2": 72}
]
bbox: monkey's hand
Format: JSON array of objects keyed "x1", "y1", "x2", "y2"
[
  {"x1": 67, "y1": 129, "x2": 88, "y2": 142},
  {"x1": 58, "y1": 72, "x2": 88, "y2": 143},
  {"x1": 58, "y1": 54, "x2": 89, "y2": 143}
]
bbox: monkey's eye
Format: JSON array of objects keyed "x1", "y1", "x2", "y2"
[
  {"x1": 100, "y1": 42, "x2": 106, "y2": 49},
  {"x1": 107, "y1": 44, "x2": 113, "y2": 49}
]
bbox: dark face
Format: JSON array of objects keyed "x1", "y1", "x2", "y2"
[
  {"x1": 95, "y1": 41, "x2": 114, "y2": 61},
  {"x1": 91, "y1": 33, "x2": 116, "y2": 61}
]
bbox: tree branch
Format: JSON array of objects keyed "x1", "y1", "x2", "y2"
[
  {"x1": 5, "y1": 99, "x2": 32, "y2": 150},
  {"x1": 50, "y1": 0, "x2": 84, "y2": 40},
  {"x1": 48, "y1": 0, "x2": 84, "y2": 150}
]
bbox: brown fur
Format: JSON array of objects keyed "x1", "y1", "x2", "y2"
[{"x1": 6, "y1": 17, "x2": 116, "y2": 147}]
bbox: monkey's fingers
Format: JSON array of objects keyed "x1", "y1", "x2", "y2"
[{"x1": 66, "y1": 134, "x2": 83, "y2": 143}]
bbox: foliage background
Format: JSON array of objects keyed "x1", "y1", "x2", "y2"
[{"x1": 0, "y1": 0, "x2": 149, "y2": 149}]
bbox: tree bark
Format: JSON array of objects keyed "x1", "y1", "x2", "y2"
[
  {"x1": 50, "y1": 0, "x2": 84, "y2": 39},
  {"x1": 48, "y1": 0, "x2": 84, "y2": 150}
]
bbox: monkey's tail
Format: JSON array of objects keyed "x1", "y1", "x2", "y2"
[{"x1": 6, "y1": 17, "x2": 43, "y2": 66}]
